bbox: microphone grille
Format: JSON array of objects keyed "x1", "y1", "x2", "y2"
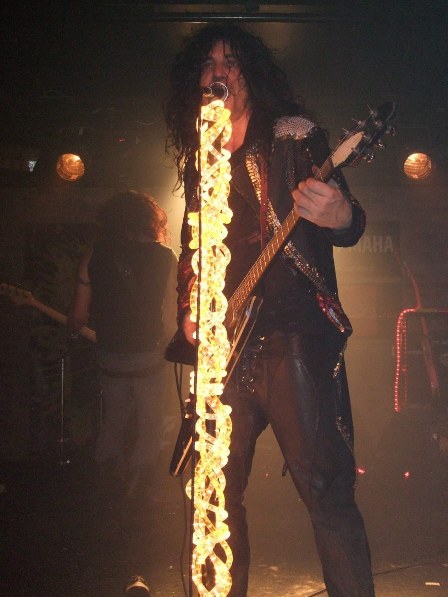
[{"x1": 210, "y1": 81, "x2": 229, "y2": 100}]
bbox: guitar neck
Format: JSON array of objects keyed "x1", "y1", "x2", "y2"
[
  {"x1": 228, "y1": 156, "x2": 333, "y2": 315},
  {"x1": 31, "y1": 297, "x2": 97, "y2": 343},
  {"x1": 229, "y1": 208, "x2": 299, "y2": 314},
  {"x1": 32, "y1": 299, "x2": 67, "y2": 326}
]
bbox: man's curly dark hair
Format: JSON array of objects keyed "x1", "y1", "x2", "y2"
[
  {"x1": 97, "y1": 190, "x2": 169, "y2": 244},
  {"x1": 164, "y1": 23, "x2": 309, "y2": 193}
]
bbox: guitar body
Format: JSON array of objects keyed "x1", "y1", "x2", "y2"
[
  {"x1": 168, "y1": 294, "x2": 263, "y2": 476},
  {"x1": 225, "y1": 294, "x2": 264, "y2": 381}
]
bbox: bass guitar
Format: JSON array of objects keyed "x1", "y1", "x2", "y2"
[
  {"x1": 167, "y1": 101, "x2": 397, "y2": 476},
  {"x1": 0, "y1": 282, "x2": 96, "y2": 343}
]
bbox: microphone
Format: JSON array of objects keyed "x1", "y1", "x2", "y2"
[{"x1": 202, "y1": 82, "x2": 229, "y2": 101}]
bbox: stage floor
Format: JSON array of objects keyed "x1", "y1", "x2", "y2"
[{"x1": 2, "y1": 424, "x2": 448, "y2": 597}]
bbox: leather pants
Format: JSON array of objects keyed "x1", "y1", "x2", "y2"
[{"x1": 220, "y1": 329, "x2": 375, "y2": 597}]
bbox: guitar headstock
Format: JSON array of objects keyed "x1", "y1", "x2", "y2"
[
  {"x1": 0, "y1": 283, "x2": 35, "y2": 307},
  {"x1": 331, "y1": 102, "x2": 397, "y2": 170}
]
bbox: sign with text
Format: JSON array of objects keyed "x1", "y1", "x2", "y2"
[
  {"x1": 336, "y1": 221, "x2": 402, "y2": 336},
  {"x1": 335, "y1": 221, "x2": 401, "y2": 283}
]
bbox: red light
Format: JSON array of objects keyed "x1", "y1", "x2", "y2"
[{"x1": 403, "y1": 471, "x2": 411, "y2": 479}]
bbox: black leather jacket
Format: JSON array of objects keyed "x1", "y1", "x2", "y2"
[{"x1": 177, "y1": 114, "x2": 366, "y2": 338}]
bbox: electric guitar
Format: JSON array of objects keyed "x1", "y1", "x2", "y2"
[
  {"x1": 0, "y1": 282, "x2": 96, "y2": 343},
  {"x1": 167, "y1": 101, "x2": 397, "y2": 476}
]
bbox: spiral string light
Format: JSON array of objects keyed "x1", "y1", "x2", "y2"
[
  {"x1": 393, "y1": 308, "x2": 413, "y2": 412},
  {"x1": 394, "y1": 307, "x2": 448, "y2": 412},
  {"x1": 187, "y1": 98, "x2": 233, "y2": 595}
]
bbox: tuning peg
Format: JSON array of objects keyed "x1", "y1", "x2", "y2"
[
  {"x1": 387, "y1": 125, "x2": 397, "y2": 136},
  {"x1": 363, "y1": 150, "x2": 375, "y2": 163},
  {"x1": 375, "y1": 140, "x2": 386, "y2": 149}
]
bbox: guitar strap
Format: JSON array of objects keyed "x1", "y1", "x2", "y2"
[
  {"x1": 231, "y1": 147, "x2": 315, "y2": 278},
  {"x1": 229, "y1": 156, "x2": 267, "y2": 250},
  {"x1": 259, "y1": 157, "x2": 268, "y2": 250},
  {"x1": 246, "y1": 146, "x2": 352, "y2": 338}
]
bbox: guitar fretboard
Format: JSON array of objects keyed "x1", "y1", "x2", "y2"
[
  {"x1": 227, "y1": 156, "x2": 333, "y2": 316},
  {"x1": 228, "y1": 208, "x2": 299, "y2": 314}
]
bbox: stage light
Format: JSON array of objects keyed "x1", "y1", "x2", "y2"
[
  {"x1": 55, "y1": 152, "x2": 85, "y2": 181},
  {"x1": 125, "y1": 575, "x2": 150, "y2": 595},
  {"x1": 403, "y1": 151, "x2": 432, "y2": 180}
]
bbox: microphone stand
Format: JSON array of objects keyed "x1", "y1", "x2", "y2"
[{"x1": 58, "y1": 348, "x2": 70, "y2": 467}]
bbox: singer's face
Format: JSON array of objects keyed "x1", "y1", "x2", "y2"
[{"x1": 200, "y1": 41, "x2": 250, "y2": 118}]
